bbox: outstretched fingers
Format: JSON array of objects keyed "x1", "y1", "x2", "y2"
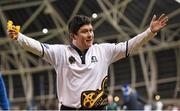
[
  {"x1": 161, "y1": 16, "x2": 168, "y2": 24},
  {"x1": 158, "y1": 13, "x2": 166, "y2": 21},
  {"x1": 161, "y1": 23, "x2": 167, "y2": 28},
  {"x1": 152, "y1": 15, "x2": 157, "y2": 22}
]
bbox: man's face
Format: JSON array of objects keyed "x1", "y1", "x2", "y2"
[{"x1": 73, "y1": 24, "x2": 94, "y2": 50}]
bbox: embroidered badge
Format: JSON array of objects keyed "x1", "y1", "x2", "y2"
[
  {"x1": 91, "y1": 56, "x2": 98, "y2": 63},
  {"x1": 69, "y1": 56, "x2": 76, "y2": 64}
]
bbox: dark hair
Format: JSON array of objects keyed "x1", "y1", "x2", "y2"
[{"x1": 68, "y1": 15, "x2": 91, "y2": 34}]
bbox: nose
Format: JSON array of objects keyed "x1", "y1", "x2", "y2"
[{"x1": 88, "y1": 31, "x2": 93, "y2": 38}]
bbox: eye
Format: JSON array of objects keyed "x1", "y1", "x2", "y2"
[
  {"x1": 90, "y1": 29, "x2": 93, "y2": 32},
  {"x1": 81, "y1": 29, "x2": 88, "y2": 33}
]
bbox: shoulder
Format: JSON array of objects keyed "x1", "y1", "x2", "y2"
[
  {"x1": 93, "y1": 43, "x2": 115, "y2": 46},
  {"x1": 42, "y1": 44, "x2": 70, "y2": 54},
  {"x1": 93, "y1": 43, "x2": 116, "y2": 48},
  {"x1": 42, "y1": 43, "x2": 68, "y2": 49}
]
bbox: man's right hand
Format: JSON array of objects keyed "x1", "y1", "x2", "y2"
[{"x1": 7, "y1": 20, "x2": 20, "y2": 40}]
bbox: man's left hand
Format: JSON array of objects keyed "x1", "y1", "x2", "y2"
[{"x1": 150, "y1": 14, "x2": 168, "y2": 33}]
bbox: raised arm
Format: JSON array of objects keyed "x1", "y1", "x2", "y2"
[
  {"x1": 128, "y1": 14, "x2": 168, "y2": 54},
  {"x1": 89, "y1": 14, "x2": 168, "y2": 63},
  {"x1": 7, "y1": 21, "x2": 43, "y2": 57}
]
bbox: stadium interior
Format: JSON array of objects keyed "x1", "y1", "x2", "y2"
[{"x1": 0, "y1": 0, "x2": 180, "y2": 110}]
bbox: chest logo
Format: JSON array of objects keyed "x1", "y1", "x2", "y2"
[
  {"x1": 91, "y1": 56, "x2": 98, "y2": 63},
  {"x1": 68, "y1": 56, "x2": 76, "y2": 64}
]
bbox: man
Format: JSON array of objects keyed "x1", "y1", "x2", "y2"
[
  {"x1": 7, "y1": 14, "x2": 168, "y2": 110},
  {"x1": 0, "y1": 73, "x2": 10, "y2": 110}
]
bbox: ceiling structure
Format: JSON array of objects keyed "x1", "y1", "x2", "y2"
[{"x1": 0, "y1": 0, "x2": 180, "y2": 107}]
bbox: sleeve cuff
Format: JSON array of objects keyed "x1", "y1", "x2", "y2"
[
  {"x1": 147, "y1": 27, "x2": 157, "y2": 37},
  {"x1": 17, "y1": 33, "x2": 24, "y2": 42}
]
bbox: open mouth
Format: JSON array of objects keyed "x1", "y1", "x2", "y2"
[{"x1": 86, "y1": 40, "x2": 92, "y2": 42}]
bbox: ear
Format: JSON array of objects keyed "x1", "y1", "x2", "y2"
[
  {"x1": 70, "y1": 33, "x2": 77, "y2": 40},
  {"x1": 69, "y1": 33, "x2": 74, "y2": 40}
]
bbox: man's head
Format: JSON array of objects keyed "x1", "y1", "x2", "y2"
[
  {"x1": 68, "y1": 15, "x2": 92, "y2": 34},
  {"x1": 68, "y1": 15, "x2": 94, "y2": 51}
]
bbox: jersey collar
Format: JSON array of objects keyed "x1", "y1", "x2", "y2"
[{"x1": 70, "y1": 44, "x2": 89, "y2": 64}]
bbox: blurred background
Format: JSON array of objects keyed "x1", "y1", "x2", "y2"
[{"x1": 0, "y1": 0, "x2": 180, "y2": 110}]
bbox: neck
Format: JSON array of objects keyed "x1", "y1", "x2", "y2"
[
  {"x1": 71, "y1": 43, "x2": 86, "y2": 53},
  {"x1": 72, "y1": 41, "x2": 86, "y2": 52}
]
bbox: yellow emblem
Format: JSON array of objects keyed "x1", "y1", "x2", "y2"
[{"x1": 81, "y1": 76, "x2": 108, "y2": 109}]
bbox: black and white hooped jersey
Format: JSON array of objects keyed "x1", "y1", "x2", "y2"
[{"x1": 16, "y1": 28, "x2": 155, "y2": 108}]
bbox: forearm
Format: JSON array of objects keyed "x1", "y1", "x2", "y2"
[
  {"x1": 128, "y1": 28, "x2": 156, "y2": 54},
  {"x1": 17, "y1": 33, "x2": 43, "y2": 57}
]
